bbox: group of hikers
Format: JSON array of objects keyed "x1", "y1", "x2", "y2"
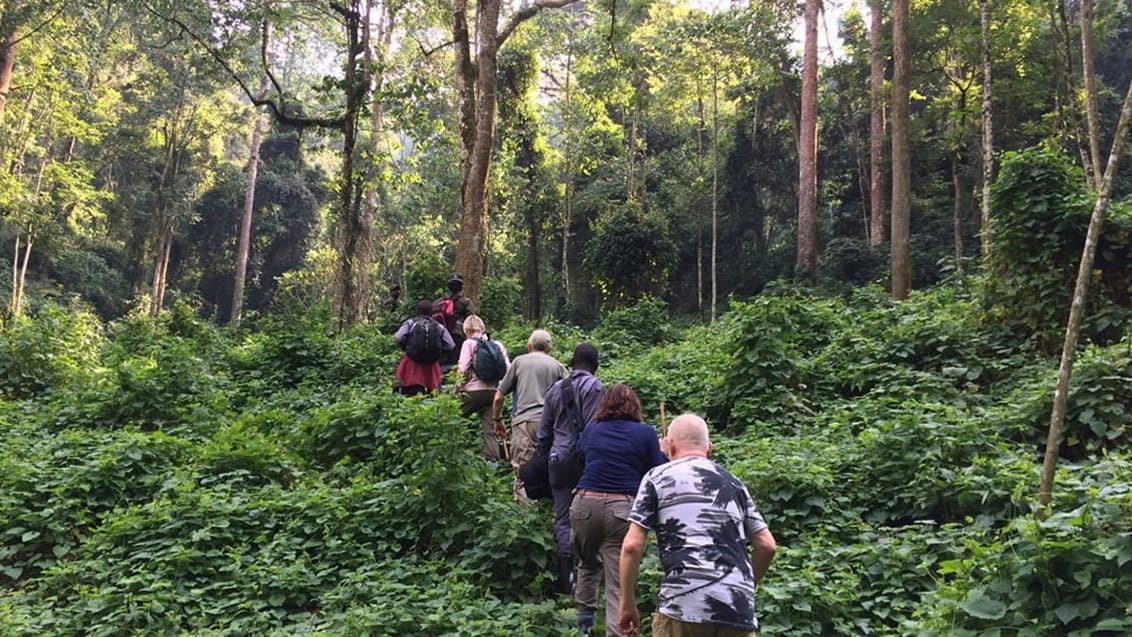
[{"x1": 388, "y1": 277, "x2": 777, "y2": 636}]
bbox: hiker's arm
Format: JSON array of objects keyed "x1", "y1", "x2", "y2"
[
  {"x1": 617, "y1": 523, "x2": 647, "y2": 635},
  {"x1": 750, "y1": 527, "x2": 776, "y2": 586},
  {"x1": 492, "y1": 390, "x2": 506, "y2": 436},
  {"x1": 393, "y1": 321, "x2": 410, "y2": 346}
]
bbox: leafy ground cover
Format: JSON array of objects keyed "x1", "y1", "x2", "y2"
[{"x1": 1, "y1": 282, "x2": 1130, "y2": 635}]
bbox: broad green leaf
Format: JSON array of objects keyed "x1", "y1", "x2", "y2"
[{"x1": 959, "y1": 591, "x2": 1007, "y2": 620}]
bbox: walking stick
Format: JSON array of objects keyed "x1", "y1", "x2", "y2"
[{"x1": 659, "y1": 402, "x2": 667, "y2": 438}]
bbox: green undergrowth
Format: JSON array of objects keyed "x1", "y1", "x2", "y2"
[{"x1": 1, "y1": 282, "x2": 1130, "y2": 635}]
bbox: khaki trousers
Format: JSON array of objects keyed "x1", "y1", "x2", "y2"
[
  {"x1": 652, "y1": 613, "x2": 757, "y2": 637},
  {"x1": 571, "y1": 492, "x2": 633, "y2": 636},
  {"x1": 509, "y1": 415, "x2": 539, "y2": 504}
]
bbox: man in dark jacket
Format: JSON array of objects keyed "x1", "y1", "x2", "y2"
[{"x1": 536, "y1": 343, "x2": 604, "y2": 595}]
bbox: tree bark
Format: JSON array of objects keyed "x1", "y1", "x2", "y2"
[
  {"x1": 1050, "y1": 0, "x2": 1091, "y2": 178},
  {"x1": 711, "y1": 66, "x2": 719, "y2": 323},
  {"x1": 890, "y1": 0, "x2": 912, "y2": 300},
  {"x1": 561, "y1": 38, "x2": 573, "y2": 308},
  {"x1": 979, "y1": 0, "x2": 993, "y2": 263},
  {"x1": 868, "y1": 0, "x2": 886, "y2": 248},
  {"x1": 1079, "y1": 0, "x2": 1102, "y2": 191},
  {"x1": 0, "y1": 16, "x2": 16, "y2": 125},
  {"x1": 330, "y1": 1, "x2": 373, "y2": 330},
  {"x1": 231, "y1": 80, "x2": 269, "y2": 326},
  {"x1": 797, "y1": 0, "x2": 819, "y2": 275},
  {"x1": 1038, "y1": 74, "x2": 1132, "y2": 514},
  {"x1": 453, "y1": 0, "x2": 581, "y2": 307}
]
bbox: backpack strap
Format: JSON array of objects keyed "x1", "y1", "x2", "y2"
[{"x1": 560, "y1": 374, "x2": 587, "y2": 438}]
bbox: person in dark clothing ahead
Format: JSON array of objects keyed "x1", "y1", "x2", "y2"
[
  {"x1": 570, "y1": 384, "x2": 667, "y2": 636},
  {"x1": 536, "y1": 342, "x2": 604, "y2": 596}
]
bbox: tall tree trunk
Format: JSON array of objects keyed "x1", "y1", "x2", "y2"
[
  {"x1": 452, "y1": 0, "x2": 579, "y2": 307},
  {"x1": 980, "y1": 0, "x2": 994, "y2": 263},
  {"x1": 891, "y1": 0, "x2": 912, "y2": 300},
  {"x1": 561, "y1": 39, "x2": 573, "y2": 307},
  {"x1": 331, "y1": 2, "x2": 373, "y2": 329},
  {"x1": 1050, "y1": 0, "x2": 1091, "y2": 177},
  {"x1": 707, "y1": 68, "x2": 717, "y2": 321},
  {"x1": 951, "y1": 146, "x2": 964, "y2": 267},
  {"x1": 0, "y1": 5, "x2": 19, "y2": 125},
  {"x1": 360, "y1": 1, "x2": 395, "y2": 321},
  {"x1": 453, "y1": 0, "x2": 500, "y2": 308},
  {"x1": 797, "y1": 0, "x2": 820, "y2": 275},
  {"x1": 696, "y1": 84, "x2": 705, "y2": 319},
  {"x1": 1038, "y1": 75, "x2": 1132, "y2": 514},
  {"x1": 14, "y1": 233, "x2": 31, "y2": 317},
  {"x1": 1079, "y1": 0, "x2": 1102, "y2": 191},
  {"x1": 869, "y1": 0, "x2": 886, "y2": 248},
  {"x1": 627, "y1": 104, "x2": 638, "y2": 202},
  {"x1": 231, "y1": 81, "x2": 269, "y2": 326},
  {"x1": 150, "y1": 218, "x2": 174, "y2": 318}
]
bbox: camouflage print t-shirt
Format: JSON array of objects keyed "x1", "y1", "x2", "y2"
[{"x1": 628, "y1": 456, "x2": 768, "y2": 631}]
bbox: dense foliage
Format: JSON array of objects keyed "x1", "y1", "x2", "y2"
[{"x1": 1, "y1": 280, "x2": 1129, "y2": 635}]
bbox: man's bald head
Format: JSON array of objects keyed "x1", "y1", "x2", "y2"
[{"x1": 667, "y1": 413, "x2": 711, "y2": 458}]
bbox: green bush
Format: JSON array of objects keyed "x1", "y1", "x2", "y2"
[
  {"x1": 0, "y1": 302, "x2": 102, "y2": 400},
  {"x1": 917, "y1": 457, "x2": 1132, "y2": 635},
  {"x1": 986, "y1": 147, "x2": 1132, "y2": 353}
]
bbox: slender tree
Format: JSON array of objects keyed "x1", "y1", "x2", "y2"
[
  {"x1": 890, "y1": 0, "x2": 911, "y2": 300},
  {"x1": 979, "y1": 0, "x2": 993, "y2": 262},
  {"x1": 1038, "y1": 74, "x2": 1132, "y2": 514},
  {"x1": 797, "y1": 0, "x2": 819, "y2": 275},
  {"x1": 231, "y1": 79, "x2": 269, "y2": 326},
  {"x1": 868, "y1": 0, "x2": 886, "y2": 248},
  {"x1": 1079, "y1": 0, "x2": 1102, "y2": 191}
]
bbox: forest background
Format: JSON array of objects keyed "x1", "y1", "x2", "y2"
[{"x1": 0, "y1": 0, "x2": 1131, "y2": 634}]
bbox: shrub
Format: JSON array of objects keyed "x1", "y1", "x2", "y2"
[
  {"x1": 0, "y1": 302, "x2": 102, "y2": 400},
  {"x1": 917, "y1": 457, "x2": 1132, "y2": 635}
]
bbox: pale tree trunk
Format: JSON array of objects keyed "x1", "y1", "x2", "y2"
[
  {"x1": 150, "y1": 115, "x2": 185, "y2": 317},
  {"x1": 0, "y1": 5, "x2": 18, "y2": 125},
  {"x1": 359, "y1": 1, "x2": 395, "y2": 320},
  {"x1": 1079, "y1": 0, "x2": 1102, "y2": 191},
  {"x1": 9, "y1": 236, "x2": 16, "y2": 316},
  {"x1": 1050, "y1": 1, "x2": 1092, "y2": 178},
  {"x1": 453, "y1": 0, "x2": 581, "y2": 307},
  {"x1": 951, "y1": 147, "x2": 964, "y2": 267},
  {"x1": 150, "y1": 217, "x2": 174, "y2": 317},
  {"x1": 14, "y1": 233, "x2": 31, "y2": 317},
  {"x1": 947, "y1": 84, "x2": 968, "y2": 269},
  {"x1": 979, "y1": 0, "x2": 993, "y2": 262},
  {"x1": 696, "y1": 84, "x2": 705, "y2": 319},
  {"x1": 891, "y1": 0, "x2": 912, "y2": 300},
  {"x1": 869, "y1": 0, "x2": 886, "y2": 248},
  {"x1": 10, "y1": 234, "x2": 32, "y2": 318},
  {"x1": 561, "y1": 39, "x2": 573, "y2": 306},
  {"x1": 711, "y1": 67, "x2": 719, "y2": 323},
  {"x1": 231, "y1": 80, "x2": 270, "y2": 326},
  {"x1": 1038, "y1": 75, "x2": 1132, "y2": 514},
  {"x1": 627, "y1": 104, "x2": 638, "y2": 201},
  {"x1": 797, "y1": 0, "x2": 819, "y2": 275}
]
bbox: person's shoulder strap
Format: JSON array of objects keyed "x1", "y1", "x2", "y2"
[{"x1": 560, "y1": 374, "x2": 586, "y2": 435}]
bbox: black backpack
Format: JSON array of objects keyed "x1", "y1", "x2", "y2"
[
  {"x1": 472, "y1": 336, "x2": 507, "y2": 383},
  {"x1": 404, "y1": 318, "x2": 444, "y2": 363}
]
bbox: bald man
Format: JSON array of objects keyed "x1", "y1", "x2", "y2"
[{"x1": 616, "y1": 414, "x2": 776, "y2": 637}]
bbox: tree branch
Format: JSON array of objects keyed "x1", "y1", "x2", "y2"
[
  {"x1": 142, "y1": 1, "x2": 346, "y2": 130},
  {"x1": 6, "y1": 4, "x2": 67, "y2": 49},
  {"x1": 498, "y1": 0, "x2": 581, "y2": 48}
]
